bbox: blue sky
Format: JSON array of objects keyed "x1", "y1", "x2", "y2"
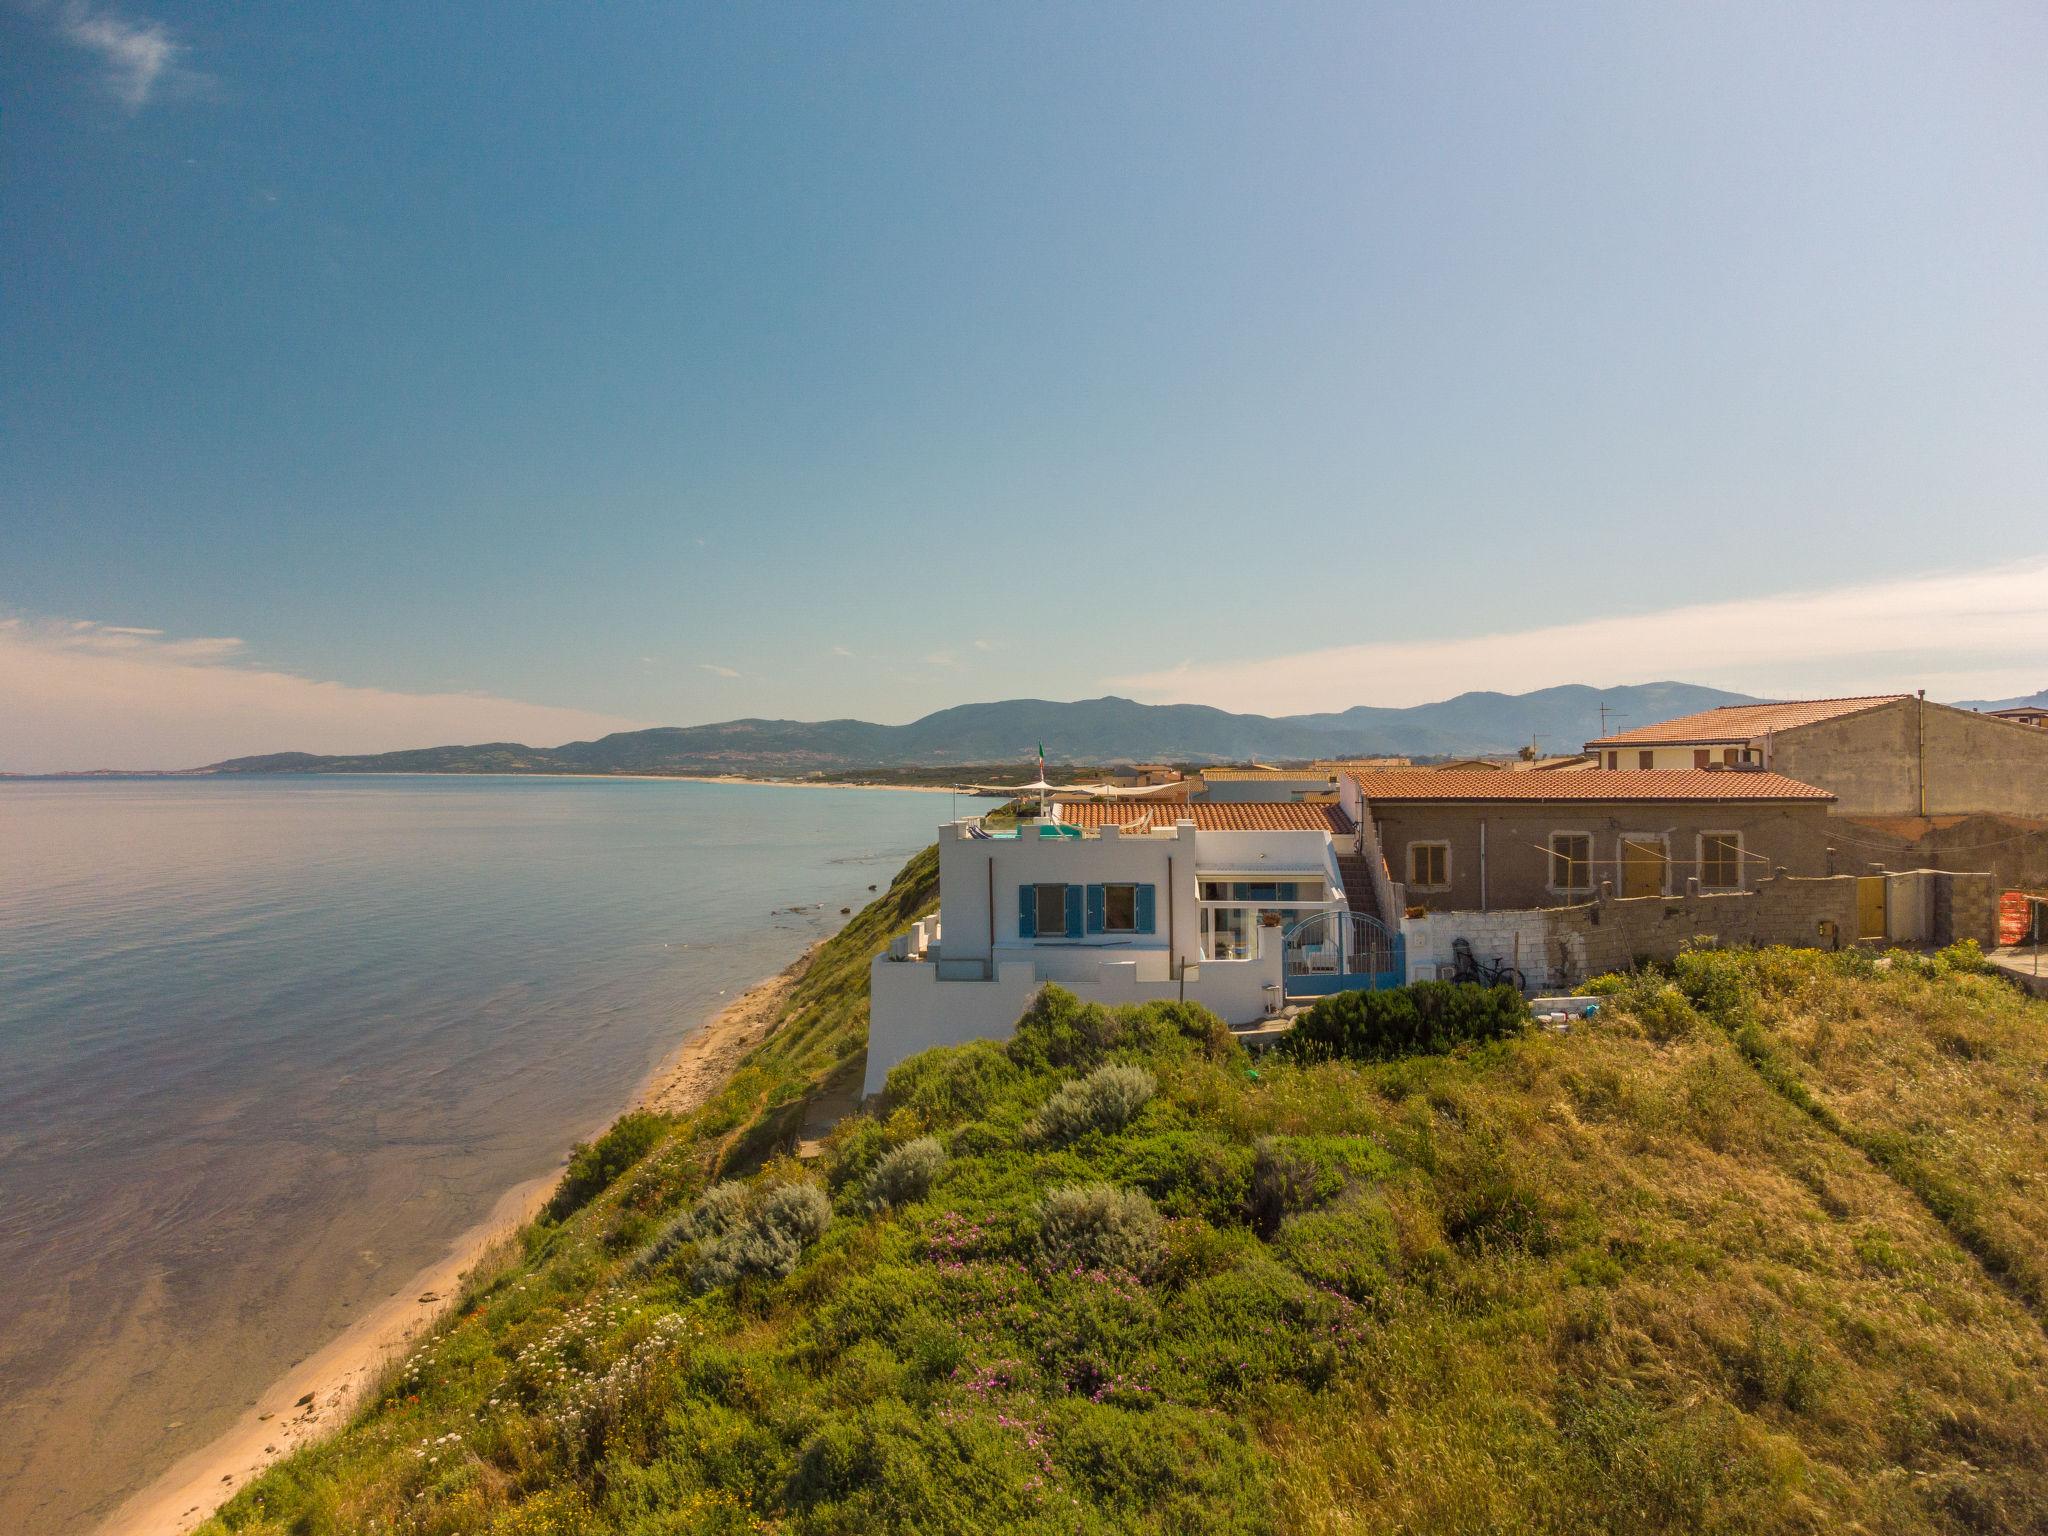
[{"x1": 4, "y1": 3, "x2": 2046, "y2": 767}]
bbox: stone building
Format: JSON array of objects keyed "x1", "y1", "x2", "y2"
[
  {"x1": 1584, "y1": 694, "x2": 2048, "y2": 819},
  {"x1": 1337, "y1": 769, "x2": 1840, "y2": 913}
]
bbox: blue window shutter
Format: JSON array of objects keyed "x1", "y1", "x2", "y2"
[
  {"x1": 1278, "y1": 882, "x2": 1297, "y2": 903},
  {"x1": 1018, "y1": 885, "x2": 1036, "y2": 939},
  {"x1": 1064, "y1": 884, "x2": 1083, "y2": 938},
  {"x1": 1086, "y1": 884, "x2": 1105, "y2": 934},
  {"x1": 1135, "y1": 883, "x2": 1156, "y2": 934}
]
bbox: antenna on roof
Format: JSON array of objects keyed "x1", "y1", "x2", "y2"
[{"x1": 1597, "y1": 703, "x2": 1629, "y2": 737}]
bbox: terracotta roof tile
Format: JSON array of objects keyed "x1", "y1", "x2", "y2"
[
  {"x1": 1585, "y1": 695, "x2": 1908, "y2": 747},
  {"x1": 1052, "y1": 801, "x2": 1354, "y2": 833},
  {"x1": 1348, "y1": 769, "x2": 1834, "y2": 803},
  {"x1": 1198, "y1": 767, "x2": 1339, "y2": 781}
]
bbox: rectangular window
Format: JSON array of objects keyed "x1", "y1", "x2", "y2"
[
  {"x1": 1693, "y1": 748, "x2": 1710, "y2": 770},
  {"x1": 1408, "y1": 842, "x2": 1449, "y2": 888},
  {"x1": 1605, "y1": 751, "x2": 1619, "y2": 770},
  {"x1": 1034, "y1": 883, "x2": 1069, "y2": 937},
  {"x1": 1637, "y1": 750, "x2": 1655, "y2": 770},
  {"x1": 1549, "y1": 833, "x2": 1592, "y2": 892},
  {"x1": 1700, "y1": 833, "x2": 1742, "y2": 889},
  {"x1": 1103, "y1": 883, "x2": 1137, "y2": 932},
  {"x1": 1722, "y1": 747, "x2": 1739, "y2": 766}
]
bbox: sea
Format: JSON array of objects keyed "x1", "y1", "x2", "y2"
[{"x1": 0, "y1": 774, "x2": 959, "y2": 1535}]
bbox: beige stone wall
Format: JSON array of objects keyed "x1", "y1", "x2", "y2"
[
  {"x1": 1774, "y1": 699, "x2": 2048, "y2": 818},
  {"x1": 1367, "y1": 800, "x2": 1838, "y2": 913},
  {"x1": 1547, "y1": 873, "x2": 1861, "y2": 980},
  {"x1": 1397, "y1": 868, "x2": 1998, "y2": 989}
]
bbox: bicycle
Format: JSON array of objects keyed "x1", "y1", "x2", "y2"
[{"x1": 1451, "y1": 936, "x2": 1526, "y2": 992}]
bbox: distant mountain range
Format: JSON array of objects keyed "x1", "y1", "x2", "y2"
[
  {"x1": 1956, "y1": 688, "x2": 2048, "y2": 712},
  {"x1": 194, "y1": 682, "x2": 1760, "y2": 777}
]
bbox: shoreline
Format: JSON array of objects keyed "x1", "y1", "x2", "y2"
[
  {"x1": 98, "y1": 943, "x2": 826, "y2": 1536},
  {"x1": 6, "y1": 770, "x2": 995, "y2": 795}
]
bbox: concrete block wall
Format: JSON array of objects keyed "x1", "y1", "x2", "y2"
[
  {"x1": 1401, "y1": 909, "x2": 1572, "y2": 987},
  {"x1": 1933, "y1": 870, "x2": 1998, "y2": 949},
  {"x1": 1402, "y1": 873, "x2": 1865, "y2": 989},
  {"x1": 1569, "y1": 874, "x2": 1862, "y2": 977}
]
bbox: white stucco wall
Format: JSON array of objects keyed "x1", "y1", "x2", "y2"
[
  {"x1": 864, "y1": 817, "x2": 1338, "y2": 1097},
  {"x1": 1400, "y1": 908, "x2": 1571, "y2": 987},
  {"x1": 864, "y1": 945, "x2": 1282, "y2": 1097}
]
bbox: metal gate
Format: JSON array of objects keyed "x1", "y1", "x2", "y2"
[{"x1": 1282, "y1": 910, "x2": 1405, "y2": 996}]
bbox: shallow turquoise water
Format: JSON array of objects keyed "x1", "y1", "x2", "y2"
[{"x1": 0, "y1": 775, "x2": 954, "y2": 1534}]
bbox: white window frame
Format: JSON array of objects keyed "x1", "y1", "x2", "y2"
[
  {"x1": 1615, "y1": 832, "x2": 1672, "y2": 897},
  {"x1": 1547, "y1": 829, "x2": 1596, "y2": 896},
  {"x1": 1696, "y1": 830, "x2": 1744, "y2": 891},
  {"x1": 1407, "y1": 840, "x2": 1452, "y2": 891}
]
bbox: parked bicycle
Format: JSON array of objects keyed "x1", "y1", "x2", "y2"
[{"x1": 1451, "y1": 937, "x2": 1525, "y2": 992}]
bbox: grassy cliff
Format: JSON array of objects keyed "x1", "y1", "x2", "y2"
[{"x1": 201, "y1": 859, "x2": 2048, "y2": 1535}]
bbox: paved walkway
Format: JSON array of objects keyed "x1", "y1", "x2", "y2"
[{"x1": 1988, "y1": 947, "x2": 2048, "y2": 998}]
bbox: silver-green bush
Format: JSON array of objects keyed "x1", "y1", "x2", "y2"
[
  {"x1": 1035, "y1": 1063, "x2": 1156, "y2": 1143},
  {"x1": 1036, "y1": 1183, "x2": 1163, "y2": 1275},
  {"x1": 864, "y1": 1136, "x2": 947, "y2": 1211},
  {"x1": 691, "y1": 1180, "x2": 832, "y2": 1292}
]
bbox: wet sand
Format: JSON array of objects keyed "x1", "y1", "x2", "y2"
[{"x1": 97, "y1": 948, "x2": 821, "y2": 1536}]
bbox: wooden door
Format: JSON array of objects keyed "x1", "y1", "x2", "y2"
[
  {"x1": 1620, "y1": 838, "x2": 1667, "y2": 898},
  {"x1": 1857, "y1": 876, "x2": 1887, "y2": 941}
]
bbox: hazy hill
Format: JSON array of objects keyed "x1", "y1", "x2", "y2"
[
  {"x1": 1956, "y1": 686, "x2": 2048, "y2": 711},
  {"x1": 200, "y1": 681, "x2": 1756, "y2": 776}
]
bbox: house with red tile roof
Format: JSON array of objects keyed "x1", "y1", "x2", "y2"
[
  {"x1": 1338, "y1": 769, "x2": 1840, "y2": 912},
  {"x1": 1582, "y1": 694, "x2": 2048, "y2": 818}
]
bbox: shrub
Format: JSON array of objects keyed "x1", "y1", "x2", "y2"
[
  {"x1": 682, "y1": 1180, "x2": 753, "y2": 1240},
  {"x1": 863, "y1": 1136, "x2": 946, "y2": 1211},
  {"x1": 761, "y1": 1180, "x2": 833, "y2": 1244},
  {"x1": 1278, "y1": 982, "x2": 1527, "y2": 1064},
  {"x1": 547, "y1": 1111, "x2": 669, "y2": 1220},
  {"x1": 689, "y1": 1179, "x2": 833, "y2": 1291},
  {"x1": 1035, "y1": 1063, "x2": 1156, "y2": 1143},
  {"x1": 1005, "y1": 986, "x2": 1239, "y2": 1072},
  {"x1": 1036, "y1": 1183, "x2": 1163, "y2": 1275},
  {"x1": 1250, "y1": 1137, "x2": 1326, "y2": 1238}
]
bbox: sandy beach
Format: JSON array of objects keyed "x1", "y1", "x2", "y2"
[{"x1": 97, "y1": 944, "x2": 823, "y2": 1536}]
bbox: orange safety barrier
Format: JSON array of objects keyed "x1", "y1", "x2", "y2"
[{"x1": 1999, "y1": 890, "x2": 2041, "y2": 947}]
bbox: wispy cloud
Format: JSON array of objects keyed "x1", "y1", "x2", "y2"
[
  {"x1": 0, "y1": 614, "x2": 647, "y2": 773},
  {"x1": 697, "y1": 662, "x2": 741, "y2": 679},
  {"x1": 924, "y1": 650, "x2": 958, "y2": 669},
  {"x1": 1106, "y1": 557, "x2": 2048, "y2": 715},
  {"x1": 56, "y1": 2, "x2": 196, "y2": 110},
  {"x1": 831, "y1": 645, "x2": 855, "y2": 659}
]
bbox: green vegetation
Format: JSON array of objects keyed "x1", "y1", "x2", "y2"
[
  {"x1": 201, "y1": 857, "x2": 2048, "y2": 1535},
  {"x1": 1278, "y1": 980, "x2": 1528, "y2": 1064}
]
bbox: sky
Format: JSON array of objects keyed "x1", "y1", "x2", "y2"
[{"x1": 3, "y1": 2, "x2": 2046, "y2": 770}]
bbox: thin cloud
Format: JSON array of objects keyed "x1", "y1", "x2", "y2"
[
  {"x1": 697, "y1": 662, "x2": 741, "y2": 679},
  {"x1": 0, "y1": 615, "x2": 647, "y2": 773},
  {"x1": 924, "y1": 650, "x2": 958, "y2": 668},
  {"x1": 831, "y1": 645, "x2": 855, "y2": 658},
  {"x1": 56, "y1": 2, "x2": 196, "y2": 110},
  {"x1": 1106, "y1": 556, "x2": 2048, "y2": 715}
]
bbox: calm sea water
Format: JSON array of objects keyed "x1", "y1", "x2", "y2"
[{"x1": 0, "y1": 775, "x2": 955, "y2": 1535}]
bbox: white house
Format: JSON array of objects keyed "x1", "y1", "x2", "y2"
[{"x1": 864, "y1": 801, "x2": 1370, "y2": 1095}]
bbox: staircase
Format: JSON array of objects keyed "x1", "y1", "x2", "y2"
[{"x1": 1335, "y1": 854, "x2": 1382, "y2": 923}]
